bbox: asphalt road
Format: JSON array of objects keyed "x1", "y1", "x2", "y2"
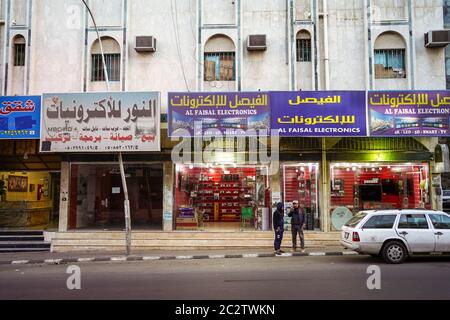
[{"x1": 1, "y1": 255, "x2": 450, "y2": 300}]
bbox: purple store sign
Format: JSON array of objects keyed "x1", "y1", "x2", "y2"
[
  {"x1": 369, "y1": 91, "x2": 450, "y2": 137},
  {"x1": 270, "y1": 91, "x2": 367, "y2": 137},
  {"x1": 168, "y1": 92, "x2": 270, "y2": 137}
]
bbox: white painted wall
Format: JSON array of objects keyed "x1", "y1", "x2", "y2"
[{"x1": 0, "y1": 0, "x2": 446, "y2": 105}]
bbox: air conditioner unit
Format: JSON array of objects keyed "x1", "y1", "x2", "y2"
[
  {"x1": 424, "y1": 30, "x2": 450, "y2": 48},
  {"x1": 247, "y1": 34, "x2": 267, "y2": 51},
  {"x1": 135, "y1": 36, "x2": 156, "y2": 52}
]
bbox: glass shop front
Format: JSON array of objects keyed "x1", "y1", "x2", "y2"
[
  {"x1": 329, "y1": 162, "x2": 431, "y2": 231},
  {"x1": 174, "y1": 164, "x2": 271, "y2": 231}
]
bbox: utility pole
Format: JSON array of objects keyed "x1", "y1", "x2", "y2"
[{"x1": 81, "y1": 0, "x2": 131, "y2": 255}]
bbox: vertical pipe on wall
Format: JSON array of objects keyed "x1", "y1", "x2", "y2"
[{"x1": 322, "y1": 0, "x2": 329, "y2": 90}]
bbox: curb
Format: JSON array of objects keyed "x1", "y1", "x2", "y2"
[{"x1": 1, "y1": 251, "x2": 359, "y2": 266}]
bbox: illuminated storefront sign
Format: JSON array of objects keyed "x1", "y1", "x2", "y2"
[
  {"x1": 270, "y1": 91, "x2": 367, "y2": 137},
  {"x1": 168, "y1": 92, "x2": 270, "y2": 137},
  {"x1": 0, "y1": 96, "x2": 40, "y2": 139},
  {"x1": 369, "y1": 91, "x2": 450, "y2": 136}
]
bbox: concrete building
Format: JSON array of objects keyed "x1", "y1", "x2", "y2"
[{"x1": 0, "y1": 0, "x2": 449, "y2": 251}]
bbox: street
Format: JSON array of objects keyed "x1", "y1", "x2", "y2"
[{"x1": 1, "y1": 255, "x2": 450, "y2": 300}]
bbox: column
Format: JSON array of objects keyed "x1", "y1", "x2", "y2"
[
  {"x1": 162, "y1": 161, "x2": 174, "y2": 231},
  {"x1": 58, "y1": 161, "x2": 70, "y2": 232}
]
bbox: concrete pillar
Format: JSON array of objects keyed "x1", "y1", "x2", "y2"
[
  {"x1": 58, "y1": 161, "x2": 70, "y2": 232},
  {"x1": 270, "y1": 163, "x2": 282, "y2": 208},
  {"x1": 162, "y1": 161, "x2": 174, "y2": 231}
]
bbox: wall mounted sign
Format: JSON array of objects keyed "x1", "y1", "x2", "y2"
[
  {"x1": 40, "y1": 92, "x2": 161, "y2": 152},
  {"x1": 369, "y1": 91, "x2": 450, "y2": 136},
  {"x1": 270, "y1": 91, "x2": 367, "y2": 137},
  {"x1": 168, "y1": 92, "x2": 270, "y2": 137},
  {"x1": 0, "y1": 96, "x2": 40, "y2": 139}
]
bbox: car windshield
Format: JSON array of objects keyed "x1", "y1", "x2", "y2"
[{"x1": 344, "y1": 212, "x2": 367, "y2": 227}]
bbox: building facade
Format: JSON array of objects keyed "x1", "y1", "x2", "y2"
[{"x1": 0, "y1": 0, "x2": 448, "y2": 238}]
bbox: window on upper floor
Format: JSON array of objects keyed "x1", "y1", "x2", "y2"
[
  {"x1": 90, "y1": 37, "x2": 121, "y2": 82},
  {"x1": 204, "y1": 35, "x2": 236, "y2": 81},
  {"x1": 13, "y1": 36, "x2": 26, "y2": 66},
  {"x1": 374, "y1": 49, "x2": 406, "y2": 79},
  {"x1": 204, "y1": 52, "x2": 235, "y2": 81},
  {"x1": 374, "y1": 31, "x2": 407, "y2": 79},
  {"x1": 296, "y1": 30, "x2": 311, "y2": 62}
]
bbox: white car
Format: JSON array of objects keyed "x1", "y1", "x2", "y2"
[{"x1": 340, "y1": 209, "x2": 450, "y2": 264}]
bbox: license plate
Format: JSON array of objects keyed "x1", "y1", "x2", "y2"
[{"x1": 344, "y1": 232, "x2": 349, "y2": 240}]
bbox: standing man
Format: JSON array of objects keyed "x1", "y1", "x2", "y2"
[
  {"x1": 273, "y1": 202, "x2": 285, "y2": 255},
  {"x1": 288, "y1": 200, "x2": 306, "y2": 253}
]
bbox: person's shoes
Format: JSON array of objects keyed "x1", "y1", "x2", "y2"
[
  {"x1": 279, "y1": 250, "x2": 285, "y2": 254},
  {"x1": 301, "y1": 249, "x2": 306, "y2": 253},
  {"x1": 275, "y1": 250, "x2": 282, "y2": 256}
]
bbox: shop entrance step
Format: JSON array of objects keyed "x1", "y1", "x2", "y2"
[{"x1": 0, "y1": 230, "x2": 50, "y2": 253}]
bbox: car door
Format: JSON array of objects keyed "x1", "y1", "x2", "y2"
[
  {"x1": 396, "y1": 213, "x2": 436, "y2": 253},
  {"x1": 428, "y1": 214, "x2": 450, "y2": 252}
]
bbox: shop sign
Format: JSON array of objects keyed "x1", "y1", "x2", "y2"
[
  {"x1": 369, "y1": 91, "x2": 450, "y2": 136},
  {"x1": 270, "y1": 91, "x2": 367, "y2": 137},
  {"x1": 0, "y1": 95, "x2": 41, "y2": 139},
  {"x1": 40, "y1": 92, "x2": 161, "y2": 152},
  {"x1": 168, "y1": 92, "x2": 270, "y2": 137}
]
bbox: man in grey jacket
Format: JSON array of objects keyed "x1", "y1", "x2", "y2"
[{"x1": 288, "y1": 200, "x2": 306, "y2": 253}]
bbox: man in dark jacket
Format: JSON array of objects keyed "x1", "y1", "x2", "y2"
[
  {"x1": 288, "y1": 200, "x2": 306, "y2": 252},
  {"x1": 273, "y1": 202, "x2": 285, "y2": 255}
]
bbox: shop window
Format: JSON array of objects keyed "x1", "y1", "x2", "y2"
[
  {"x1": 330, "y1": 163, "x2": 431, "y2": 215},
  {"x1": 282, "y1": 164, "x2": 319, "y2": 230},
  {"x1": 0, "y1": 171, "x2": 57, "y2": 229},
  {"x1": 398, "y1": 214, "x2": 429, "y2": 229},
  {"x1": 296, "y1": 30, "x2": 311, "y2": 62},
  {"x1": 175, "y1": 165, "x2": 270, "y2": 231},
  {"x1": 362, "y1": 215, "x2": 397, "y2": 229},
  {"x1": 68, "y1": 164, "x2": 163, "y2": 230},
  {"x1": 13, "y1": 35, "x2": 26, "y2": 66},
  {"x1": 90, "y1": 37, "x2": 121, "y2": 82}
]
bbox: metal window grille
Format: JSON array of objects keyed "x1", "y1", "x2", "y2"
[
  {"x1": 14, "y1": 43, "x2": 26, "y2": 66},
  {"x1": 91, "y1": 53, "x2": 121, "y2": 81},
  {"x1": 374, "y1": 49, "x2": 406, "y2": 79},
  {"x1": 204, "y1": 52, "x2": 236, "y2": 81},
  {"x1": 296, "y1": 39, "x2": 311, "y2": 62}
]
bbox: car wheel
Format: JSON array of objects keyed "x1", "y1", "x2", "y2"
[{"x1": 382, "y1": 241, "x2": 407, "y2": 264}]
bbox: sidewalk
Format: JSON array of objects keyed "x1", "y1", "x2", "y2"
[{"x1": 0, "y1": 246, "x2": 359, "y2": 266}]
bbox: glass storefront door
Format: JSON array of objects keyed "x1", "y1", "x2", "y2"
[
  {"x1": 174, "y1": 164, "x2": 270, "y2": 231},
  {"x1": 69, "y1": 163, "x2": 163, "y2": 230},
  {"x1": 282, "y1": 163, "x2": 320, "y2": 230}
]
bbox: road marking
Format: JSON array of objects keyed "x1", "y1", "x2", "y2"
[
  {"x1": 11, "y1": 260, "x2": 29, "y2": 265},
  {"x1": 243, "y1": 253, "x2": 259, "y2": 258},
  {"x1": 77, "y1": 257, "x2": 94, "y2": 262},
  {"x1": 343, "y1": 251, "x2": 359, "y2": 255}
]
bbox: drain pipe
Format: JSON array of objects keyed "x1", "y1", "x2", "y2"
[
  {"x1": 323, "y1": 0, "x2": 330, "y2": 90},
  {"x1": 82, "y1": 0, "x2": 131, "y2": 255},
  {"x1": 321, "y1": 0, "x2": 330, "y2": 232}
]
